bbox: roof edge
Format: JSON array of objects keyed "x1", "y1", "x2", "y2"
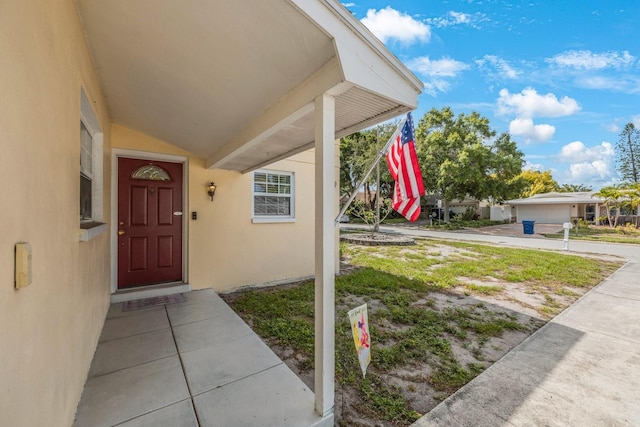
[{"x1": 311, "y1": 0, "x2": 424, "y2": 93}]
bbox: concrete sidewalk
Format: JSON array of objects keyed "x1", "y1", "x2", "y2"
[
  {"x1": 73, "y1": 289, "x2": 329, "y2": 427},
  {"x1": 343, "y1": 224, "x2": 640, "y2": 426}
]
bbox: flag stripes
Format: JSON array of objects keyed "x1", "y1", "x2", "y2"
[{"x1": 386, "y1": 112, "x2": 425, "y2": 222}]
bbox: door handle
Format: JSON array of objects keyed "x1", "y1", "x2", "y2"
[{"x1": 118, "y1": 230, "x2": 125, "y2": 235}]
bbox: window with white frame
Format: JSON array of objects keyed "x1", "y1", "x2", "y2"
[
  {"x1": 79, "y1": 88, "x2": 103, "y2": 226},
  {"x1": 80, "y1": 121, "x2": 93, "y2": 221},
  {"x1": 252, "y1": 170, "x2": 294, "y2": 222}
]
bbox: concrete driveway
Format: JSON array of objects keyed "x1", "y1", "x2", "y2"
[{"x1": 462, "y1": 222, "x2": 564, "y2": 238}]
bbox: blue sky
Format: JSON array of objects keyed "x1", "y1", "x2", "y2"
[{"x1": 344, "y1": 1, "x2": 640, "y2": 190}]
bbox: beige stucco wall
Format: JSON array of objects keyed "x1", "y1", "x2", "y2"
[
  {"x1": 0, "y1": 1, "x2": 112, "y2": 426},
  {"x1": 0, "y1": 2, "x2": 342, "y2": 424},
  {"x1": 111, "y1": 125, "x2": 317, "y2": 292}
]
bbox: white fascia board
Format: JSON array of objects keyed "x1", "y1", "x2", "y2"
[
  {"x1": 291, "y1": 0, "x2": 423, "y2": 107},
  {"x1": 509, "y1": 198, "x2": 604, "y2": 205}
]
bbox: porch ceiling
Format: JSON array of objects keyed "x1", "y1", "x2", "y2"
[{"x1": 78, "y1": 0, "x2": 423, "y2": 172}]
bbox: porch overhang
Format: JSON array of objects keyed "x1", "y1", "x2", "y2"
[{"x1": 77, "y1": 0, "x2": 423, "y2": 172}]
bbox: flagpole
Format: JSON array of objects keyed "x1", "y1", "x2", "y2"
[
  {"x1": 374, "y1": 127, "x2": 380, "y2": 232},
  {"x1": 335, "y1": 117, "x2": 407, "y2": 225}
]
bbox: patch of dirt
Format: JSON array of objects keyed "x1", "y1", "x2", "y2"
[
  {"x1": 249, "y1": 284, "x2": 545, "y2": 427},
  {"x1": 452, "y1": 281, "x2": 545, "y2": 318},
  {"x1": 341, "y1": 233, "x2": 416, "y2": 246},
  {"x1": 223, "y1": 239, "x2": 616, "y2": 426}
]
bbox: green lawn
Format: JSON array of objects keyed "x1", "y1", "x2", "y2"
[
  {"x1": 223, "y1": 239, "x2": 621, "y2": 426},
  {"x1": 542, "y1": 225, "x2": 640, "y2": 245}
]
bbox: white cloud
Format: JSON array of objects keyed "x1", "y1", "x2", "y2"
[
  {"x1": 558, "y1": 141, "x2": 614, "y2": 163},
  {"x1": 422, "y1": 79, "x2": 452, "y2": 97},
  {"x1": 428, "y1": 11, "x2": 470, "y2": 27},
  {"x1": 408, "y1": 57, "x2": 470, "y2": 96},
  {"x1": 497, "y1": 88, "x2": 581, "y2": 119},
  {"x1": 426, "y1": 11, "x2": 486, "y2": 28},
  {"x1": 547, "y1": 50, "x2": 636, "y2": 70},
  {"x1": 606, "y1": 122, "x2": 621, "y2": 133},
  {"x1": 509, "y1": 118, "x2": 555, "y2": 142},
  {"x1": 408, "y1": 56, "x2": 469, "y2": 77},
  {"x1": 575, "y1": 75, "x2": 640, "y2": 92},
  {"x1": 449, "y1": 11, "x2": 471, "y2": 24},
  {"x1": 476, "y1": 55, "x2": 520, "y2": 79},
  {"x1": 557, "y1": 141, "x2": 616, "y2": 184},
  {"x1": 342, "y1": 2, "x2": 356, "y2": 7},
  {"x1": 568, "y1": 161, "x2": 610, "y2": 181},
  {"x1": 523, "y1": 161, "x2": 545, "y2": 171},
  {"x1": 361, "y1": 7, "x2": 430, "y2": 44},
  {"x1": 633, "y1": 115, "x2": 640, "y2": 128}
]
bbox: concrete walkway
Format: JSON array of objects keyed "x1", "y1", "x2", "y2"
[
  {"x1": 73, "y1": 289, "x2": 329, "y2": 427},
  {"x1": 346, "y1": 224, "x2": 640, "y2": 426}
]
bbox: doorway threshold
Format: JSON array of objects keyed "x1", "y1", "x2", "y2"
[{"x1": 111, "y1": 282, "x2": 191, "y2": 303}]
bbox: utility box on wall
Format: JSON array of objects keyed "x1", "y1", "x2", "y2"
[{"x1": 15, "y1": 242, "x2": 32, "y2": 289}]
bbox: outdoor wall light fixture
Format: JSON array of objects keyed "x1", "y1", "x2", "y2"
[{"x1": 207, "y1": 182, "x2": 217, "y2": 201}]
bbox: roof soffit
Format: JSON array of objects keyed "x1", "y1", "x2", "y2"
[{"x1": 78, "y1": 0, "x2": 423, "y2": 172}]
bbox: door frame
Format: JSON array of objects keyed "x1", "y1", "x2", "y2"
[{"x1": 110, "y1": 149, "x2": 189, "y2": 293}]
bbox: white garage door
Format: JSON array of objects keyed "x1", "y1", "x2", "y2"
[{"x1": 517, "y1": 204, "x2": 570, "y2": 224}]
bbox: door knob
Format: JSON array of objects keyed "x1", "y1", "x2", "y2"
[{"x1": 118, "y1": 230, "x2": 125, "y2": 235}]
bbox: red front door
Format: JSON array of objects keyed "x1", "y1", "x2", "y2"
[{"x1": 117, "y1": 157, "x2": 183, "y2": 289}]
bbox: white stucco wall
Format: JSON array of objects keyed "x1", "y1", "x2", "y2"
[{"x1": 490, "y1": 206, "x2": 512, "y2": 222}]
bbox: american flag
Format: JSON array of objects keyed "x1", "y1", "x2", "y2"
[{"x1": 386, "y1": 112, "x2": 425, "y2": 222}]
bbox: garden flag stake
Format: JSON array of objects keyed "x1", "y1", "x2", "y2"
[
  {"x1": 348, "y1": 304, "x2": 371, "y2": 377},
  {"x1": 386, "y1": 112, "x2": 425, "y2": 221}
]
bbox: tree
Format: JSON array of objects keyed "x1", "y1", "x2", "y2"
[
  {"x1": 346, "y1": 199, "x2": 394, "y2": 237},
  {"x1": 485, "y1": 132, "x2": 528, "y2": 202},
  {"x1": 595, "y1": 183, "x2": 640, "y2": 228},
  {"x1": 616, "y1": 123, "x2": 640, "y2": 183},
  {"x1": 339, "y1": 131, "x2": 377, "y2": 205},
  {"x1": 559, "y1": 183, "x2": 592, "y2": 192},
  {"x1": 415, "y1": 107, "x2": 525, "y2": 222},
  {"x1": 339, "y1": 122, "x2": 397, "y2": 210},
  {"x1": 516, "y1": 170, "x2": 559, "y2": 198}
]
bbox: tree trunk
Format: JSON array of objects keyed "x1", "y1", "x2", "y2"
[
  {"x1": 364, "y1": 182, "x2": 370, "y2": 208},
  {"x1": 626, "y1": 132, "x2": 639, "y2": 183},
  {"x1": 606, "y1": 205, "x2": 614, "y2": 228}
]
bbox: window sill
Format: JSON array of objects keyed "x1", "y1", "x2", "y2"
[
  {"x1": 252, "y1": 217, "x2": 296, "y2": 224},
  {"x1": 79, "y1": 222, "x2": 108, "y2": 242}
]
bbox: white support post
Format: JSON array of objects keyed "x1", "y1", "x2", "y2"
[{"x1": 314, "y1": 93, "x2": 335, "y2": 419}]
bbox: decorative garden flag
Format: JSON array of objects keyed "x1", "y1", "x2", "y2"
[{"x1": 348, "y1": 303, "x2": 371, "y2": 377}]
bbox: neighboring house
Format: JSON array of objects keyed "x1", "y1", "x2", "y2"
[
  {"x1": 507, "y1": 192, "x2": 605, "y2": 224},
  {"x1": 340, "y1": 190, "x2": 378, "y2": 207},
  {"x1": 1, "y1": 1, "x2": 423, "y2": 426},
  {"x1": 423, "y1": 195, "x2": 490, "y2": 220}
]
